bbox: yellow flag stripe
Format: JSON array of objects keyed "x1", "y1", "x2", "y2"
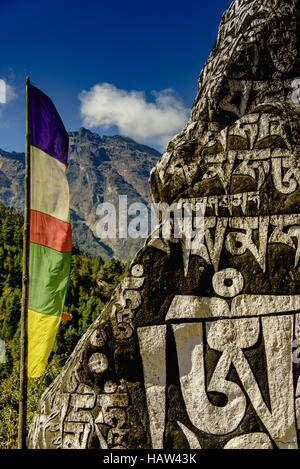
[{"x1": 28, "y1": 308, "x2": 61, "y2": 378}]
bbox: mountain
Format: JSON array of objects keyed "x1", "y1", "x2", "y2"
[{"x1": 0, "y1": 129, "x2": 161, "y2": 260}]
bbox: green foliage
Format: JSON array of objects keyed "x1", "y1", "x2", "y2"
[
  {"x1": 0, "y1": 355, "x2": 64, "y2": 449},
  {"x1": 0, "y1": 202, "x2": 129, "y2": 448}
]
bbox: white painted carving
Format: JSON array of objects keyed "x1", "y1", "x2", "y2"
[
  {"x1": 150, "y1": 209, "x2": 300, "y2": 277},
  {"x1": 270, "y1": 214, "x2": 300, "y2": 267},
  {"x1": 65, "y1": 393, "x2": 96, "y2": 425},
  {"x1": 231, "y1": 295, "x2": 300, "y2": 317},
  {"x1": 243, "y1": 316, "x2": 296, "y2": 449},
  {"x1": 173, "y1": 322, "x2": 247, "y2": 435},
  {"x1": 90, "y1": 329, "x2": 107, "y2": 347},
  {"x1": 225, "y1": 217, "x2": 269, "y2": 272},
  {"x1": 234, "y1": 159, "x2": 270, "y2": 190},
  {"x1": 62, "y1": 422, "x2": 92, "y2": 449},
  {"x1": 176, "y1": 421, "x2": 202, "y2": 449},
  {"x1": 207, "y1": 315, "x2": 297, "y2": 448},
  {"x1": 212, "y1": 268, "x2": 244, "y2": 298},
  {"x1": 137, "y1": 325, "x2": 167, "y2": 449},
  {"x1": 204, "y1": 217, "x2": 229, "y2": 271},
  {"x1": 131, "y1": 264, "x2": 144, "y2": 277},
  {"x1": 289, "y1": 78, "x2": 300, "y2": 105},
  {"x1": 167, "y1": 294, "x2": 300, "y2": 320},
  {"x1": 206, "y1": 318, "x2": 260, "y2": 351},
  {"x1": 272, "y1": 157, "x2": 300, "y2": 194},
  {"x1": 203, "y1": 150, "x2": 237, "y2": 193},
  {"x1": 88, "y1": 353, "x2": 109, "y2": 374},
  {"x1": 187, "y1": 214, "x2": 300, "y2": 276},
  {"x1": 96, "y1": 394, "x2": 128, "y2": 428},
  {"x1": 166, "y1": 296, "x2": 229, "y2": 321},
  {"x1": 111, "y1": 268, "x2": 145, "y2": 339},
  {"x1": 223, "y1": 433, "x2": 273, "y2": 449},
  {"x1": 104, "y1": 381, "x2": 118, "y2": 394},
  {"x1": 164, "y1": 294, "x2": 300, "y2": 448}
]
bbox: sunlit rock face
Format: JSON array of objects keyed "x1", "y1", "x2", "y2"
[{"x1": 28, "y1": 0, "x2": 300, "y2": 449}]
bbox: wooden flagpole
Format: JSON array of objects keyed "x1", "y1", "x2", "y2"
[{"x1": 18, "y1": 76, "x2": 31, "y2": 449}]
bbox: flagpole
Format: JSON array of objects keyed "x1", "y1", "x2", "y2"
[{"x1": 18, "y1": 76, "x2": 31, "y2": 449}]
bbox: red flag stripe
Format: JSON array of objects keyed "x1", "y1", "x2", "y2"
[{"x1": 30, "y1": 209, "x2": 72, "y2": 253}]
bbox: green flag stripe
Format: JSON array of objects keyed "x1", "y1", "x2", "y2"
[{"x1": 29, "y1": 242, "x2": 71, "y2": 316}]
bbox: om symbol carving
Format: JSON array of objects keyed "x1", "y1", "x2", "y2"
[{"x1": 138, "y1": 268, "x2": 300, "y2": 450}]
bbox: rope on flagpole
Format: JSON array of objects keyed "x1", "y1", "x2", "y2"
[{"x1": 18, "y1": 75, "x2": 31, "y2": 449}]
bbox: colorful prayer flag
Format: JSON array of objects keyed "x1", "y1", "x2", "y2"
[{"x1": 28, "y1": 85, "x2": 72, "y2": 378}]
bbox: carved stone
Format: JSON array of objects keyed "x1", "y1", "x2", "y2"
[{"x1": 28, "y1": 0, "x2": 300, "y2": 449}]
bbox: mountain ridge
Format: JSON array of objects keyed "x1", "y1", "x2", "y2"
[{"x1": 0, "y1": 129, "x2": 161, "y2": 261}]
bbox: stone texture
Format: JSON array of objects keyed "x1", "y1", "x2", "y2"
[{"x1": 28, "y1": 0, "x2": 300, "y2": 449}]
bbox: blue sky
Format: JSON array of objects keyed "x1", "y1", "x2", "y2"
[{"x1": 0, "y1": 0, "x2": 232, "y2": 153}]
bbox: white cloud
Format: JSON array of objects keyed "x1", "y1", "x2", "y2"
[
  {"x1": 79, "y1": 83, "x2": 189, "y2": 150},
  {"x1": 0, "y1": 80, "x2": 16, "y2": 104},
  {"x1": 6, "y1": 83, "x2": 17, "y2": 103},
  {"x1": 0, "y1": 80, "x2": 17, "y2": 127}
]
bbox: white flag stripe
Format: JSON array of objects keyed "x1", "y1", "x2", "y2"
[{"x1": 30, "y1": 145, "x2": 70, "y2": 223}]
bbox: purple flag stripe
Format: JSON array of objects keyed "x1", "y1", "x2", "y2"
[{"x1": 29, "y1": 85, "x2": 69, "y2": 165}]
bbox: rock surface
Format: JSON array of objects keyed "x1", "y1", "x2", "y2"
[
  {"x1": 0, "y1": 131, "x2": 161, "y2": 260},
  {"x1": 28, "y1": 0, "x2": 300, "y2": 449}
]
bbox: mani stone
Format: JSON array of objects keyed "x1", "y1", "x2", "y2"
[{"x1": 28, "y1": 0, "x2": 300, "y2": 450}]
